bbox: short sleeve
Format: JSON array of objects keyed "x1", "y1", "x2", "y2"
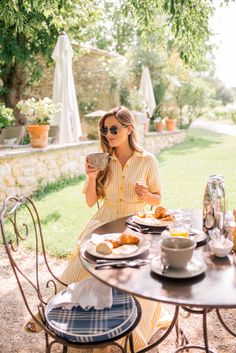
[{"x1": 146, "y1": 154, "x2": 161, "y2": 194}]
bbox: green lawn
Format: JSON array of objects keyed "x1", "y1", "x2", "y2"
[
  {"x1": 159, "y1": 128, "x2": 235, "y2": 209},
  {"x1": 2, "y1": 127, "x2": 235, "y2": 257}
]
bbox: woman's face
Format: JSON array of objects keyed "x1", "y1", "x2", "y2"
[{"x1": 103, "y1": 115, "x2": 132, "y2": 148}]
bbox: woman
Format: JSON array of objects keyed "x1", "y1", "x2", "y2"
[
  {"x1": 83, "y1": 105, "x2": 162, "y2": 236},
  {"x1": 28, "y1": 106, "x2": 168, "y2": 350}
]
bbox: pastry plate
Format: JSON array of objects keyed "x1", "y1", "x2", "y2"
[
  {"x1": 85, "y1": 233, "x2": 150, "y2": 259},
  {"x1": 161, "y1": 229, "x2": 207, "y2": 246},
  {"x1": 151, "y1": 255, "x2": 206, "y2": 279},
  {"x1": 132, "y1": 214, "x2": 174, "y2": 228}
]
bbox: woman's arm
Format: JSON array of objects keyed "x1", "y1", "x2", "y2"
[
  {"x1": 84, "y1": 161, "x2": 99, "y2": 207},
  {"x1": 134, "y1": 154, "x2": 161, "y2": 206},
  {"x1": 134, "y1": 183, "x2": 161, "y2": 206},
  {"x1": 141, "y1": 190, "x2": 161, "y2": 206}
]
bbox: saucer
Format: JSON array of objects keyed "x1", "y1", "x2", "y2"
[
  {"x1": 161, "y1": 229, "x2": 207, "y2": 246},
  {"x1": 151, "y1": 255, "x2": 206, "y2": 279}
]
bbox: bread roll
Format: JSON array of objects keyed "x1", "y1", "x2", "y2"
[
  {"x1": 96, "y1": 240, "x2": 113, "y2": 254},
  {"x1": 120, "y1": 232, "x2": 140, "y2": 245}
]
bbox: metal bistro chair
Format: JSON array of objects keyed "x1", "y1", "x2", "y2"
[
  {"x1": 0, "y1": 126, "x2": 26, "y2": 145},
  {"x1": 0, "y1": 196, "x2": 141, "y2": 353}
]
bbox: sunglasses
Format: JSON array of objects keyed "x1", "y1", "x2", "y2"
[{"x1": 100, "y1": 125, "x2": 128, "y2": 136}]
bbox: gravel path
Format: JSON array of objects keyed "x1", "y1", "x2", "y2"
[
  {"x1": 191, "y1": 119, "x2": 236, "y2": 136},
  {"x1": 1, "y1": 246, "x2": 236, "y2": 353}
]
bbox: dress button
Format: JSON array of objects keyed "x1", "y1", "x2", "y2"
[{"x1": 119, "y1": 198, "x2": 123, "y2": 202}]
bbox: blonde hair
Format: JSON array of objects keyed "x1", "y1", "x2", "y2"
[{"x1": 96, "y1": 106, "x2": 142, "y2": 198}]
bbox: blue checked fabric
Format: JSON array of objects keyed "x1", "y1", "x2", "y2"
[{"x1": 45, "y1": 288, "x2": 138, "y2": 343}]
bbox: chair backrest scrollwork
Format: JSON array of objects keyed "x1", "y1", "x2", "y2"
[{"x1": 0, "y1": 196, "x2": 67, "y2": 334}]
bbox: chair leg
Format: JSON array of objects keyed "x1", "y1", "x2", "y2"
[
  {"x1": 129, "y1": 333, "x2": 135, "y2": 353},
  {"x1": 45, "y1": 332, "x2": 50, "y2": 353},
  {"x1": 62, "y1": 345, "x2": 67, "y2": 353}
]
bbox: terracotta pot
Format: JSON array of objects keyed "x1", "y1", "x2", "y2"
[
  {"x1": 154, "y1": 121, "x2": 165, "y2": 132},
  {"x1": 27, "y1": 125, "x2": 50, "y2": 148},
  {"x1": 165, "y1": 118, "x2": 177, "y2": 132}
]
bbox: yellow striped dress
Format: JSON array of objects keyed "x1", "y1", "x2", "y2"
[{"x1": 53, "y1": 150, "x2": 168, "y2": 352}]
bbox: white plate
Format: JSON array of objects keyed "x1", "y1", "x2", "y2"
[
  {"x1": 151, "y1": 255, "x2": 206, "y2": 279},
  {"x1": 85, "y1": 233, "x2": 150, "y2": 259},
  {"x1": 161, "y1": 229, "x2": 207, "y2": 245},
  {"x1": 132, "y1": 215, "x2": 174, "y2": 228}
]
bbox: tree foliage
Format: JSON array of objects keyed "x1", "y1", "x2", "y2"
[
  {"x1": 0, "y1": 0, "x2": 232, "y2": 124},
  {"x1": 0, "y1": 0, "x2": 100, "y2": 121},
  {"x1": 122, "y1": 0, "x2": 214, "y2": 69}
]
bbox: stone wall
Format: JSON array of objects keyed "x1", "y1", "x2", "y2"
[
  {"x1": 0, "y1": 128, "x2": 186, "y2": 203},
  {"x1": 144, "y1": 130, "x2": 186, "y2": 153},
  {"x1": 0, "y1": 141, "x2": 97, "y2": 202}
]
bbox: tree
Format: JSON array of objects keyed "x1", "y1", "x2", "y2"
[
  {"x1": 0, "y1": 0, "x2": 100, "y2": 123},
  {"x1": 175, "y1": 77, "x2": 216, "y2": 128},
  {"x1": 122, "y1": 0, "x2": 214, "y2": 69},
  {"x1": 0, "y1": 0, "x2": 230, "y2": 123}
]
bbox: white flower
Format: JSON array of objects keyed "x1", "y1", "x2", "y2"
[{"x1": 17, "y1": 97, "x2": 61, "y2": 125}]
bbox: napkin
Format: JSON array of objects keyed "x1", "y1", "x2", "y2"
[{"x1": 48, "y1": 278, "x2": 113, "y2": 311}]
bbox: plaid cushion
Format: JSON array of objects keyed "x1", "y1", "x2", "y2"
[{"x1": 45, "y1": 288, "x2": 138, "y2": 343}]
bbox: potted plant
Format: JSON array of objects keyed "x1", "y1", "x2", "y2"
[
  {"x1": 154, "y1": 116, "x2": 165, "y2": 132},
  {"x1": 17, "y1": 97, "x2": 61, "y2": 148},
  {"x1": 150, "y1": 105, "x2": 165, "y2": 132},
  {"x1": 163, "y1": 105, "x2": 178, "y2": 131},
  {"x1": 0, "y1": 103, "x2": 15, "y2": 129}
]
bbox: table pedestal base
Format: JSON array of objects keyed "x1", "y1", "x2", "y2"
[{"x1": 137, "y1": 305, "x2": 236, "y2": 353}]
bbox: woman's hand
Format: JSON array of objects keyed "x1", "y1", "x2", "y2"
[
  {"x1": 134, "y1": 181, "x2": 148, "y2": 201},
  {"x1": 85, "y1": 158, "x2": 99, "y2": 179}
]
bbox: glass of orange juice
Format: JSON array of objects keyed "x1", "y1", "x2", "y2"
[{"x1": 168, "y1": 222, "x2": 190, "y2": 237}]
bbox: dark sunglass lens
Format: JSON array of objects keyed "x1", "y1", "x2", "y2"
[
  {"x1": 110, "y1": 126, "x2": 119, "y2": 135},
  {"x1": 100, "y1": 127, "x2": 108, "y2": 135}
]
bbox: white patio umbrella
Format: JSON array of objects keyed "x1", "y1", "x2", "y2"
[
  {"x1": 139, "y1": 65, "x2": 156, "y2": 117},
  {"x1": 52, "y1": 32, "x2": 82, "y2": 143}
]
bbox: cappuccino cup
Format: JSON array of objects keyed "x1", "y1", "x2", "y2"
[
  {"x1": 87, "y1": 152, "x2": 111, "y2": 171},
  {"x1": 160, "y1": 237, "x2": 196, "y2": 270}
]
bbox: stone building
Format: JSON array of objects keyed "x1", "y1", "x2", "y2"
[{"x1": 25, "y1": 44, "x2": 123, "y2": 138}]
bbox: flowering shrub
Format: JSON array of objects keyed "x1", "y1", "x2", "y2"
[
  {"x1": 17, "y1": 97, "x2": 61, "y2": 125},
  {"x1": 0, "y1": 103, "x2": 15, "y2": 128}
]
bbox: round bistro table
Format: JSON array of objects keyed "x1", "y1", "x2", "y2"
[{"x1": 80, "y1": 209, "x2": 236, "y2": 353}]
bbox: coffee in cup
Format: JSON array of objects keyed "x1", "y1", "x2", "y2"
[
  {"x1": 87, "y1": 152, "x2": 111, "y2": 171},
  {"x1": 160, "y1": 237, "x2": 196, "y2": 269}
]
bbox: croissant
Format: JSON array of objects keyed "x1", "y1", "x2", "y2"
[
  {"x1": 107, "y1": 239, "x2": 122, "y2": 248},
  {"x1": 161, "y1": 215, "x2": 175, "y2": 222},
  {"x1": 154, "y1": 206, "x2": 167, "y2": 219},
  {"x1": 120, "y1": 232, "x2": 140, "y2": 245}
]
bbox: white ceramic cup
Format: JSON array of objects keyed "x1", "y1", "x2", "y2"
[
  {"x1": 87, "y1": 152, "x2": 111, "y2": 171},
  {"x1": 160, "y1": 237, "x2": 196, "y2": 269}
]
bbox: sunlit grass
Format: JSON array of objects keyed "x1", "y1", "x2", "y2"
[{"x1": 159, "y1": 128, "x2": 235, "y2": 210}]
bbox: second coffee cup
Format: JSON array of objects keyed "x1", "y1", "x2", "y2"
[{"x1": 160, "y1": 237, "x2": 196, "y2": 269}]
